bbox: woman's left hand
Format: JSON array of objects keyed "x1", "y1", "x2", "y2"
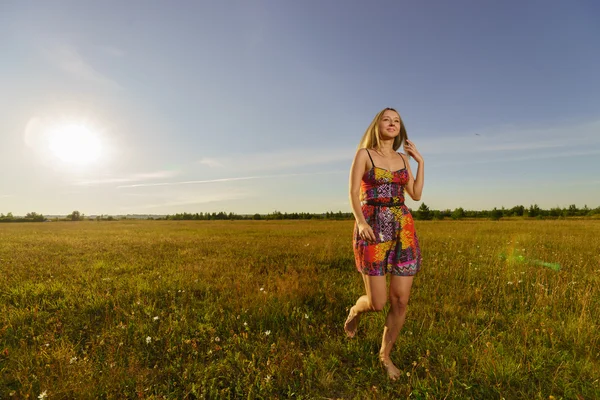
[{"x1": 404, "y1": 139, "x2": 423, "y2": 163}]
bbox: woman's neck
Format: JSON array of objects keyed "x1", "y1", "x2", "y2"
[{"x1": 376, "y1": 142, "x2": 395, "y2": 156}]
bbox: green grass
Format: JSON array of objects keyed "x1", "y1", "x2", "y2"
[{"x1": 1, "y1": 220, "x2": 599, "y2": 399}]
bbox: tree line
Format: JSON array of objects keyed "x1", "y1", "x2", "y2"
[
  {"x1": 164, "y1": 204, "x2": 600, "y2": 221},
  {"x1": 164, "y1": 211, "x2": 352, "y2": 221},
  {"x1": 0, "y1": 211, "x2": 84, "y2": 223},
  {"x1": 413, "y1": 203, "x2": 600, "y2": 221},
  {"x1": 3, "y1": 204, "x2": 599, "y2": 223}
]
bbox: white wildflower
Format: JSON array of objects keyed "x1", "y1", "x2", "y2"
[
  {"x1": 146, "y1": 336, "x2": 151, "y2": 344},
  {"x1": 38, "y1": 391, "x2": 48, "y2": 400},
  {"x1": 153, "y1": 316, "x2": 159, "y2": 321},
  {"x1": 265, "y1": 330, "x2": 271, "y2": 336}
]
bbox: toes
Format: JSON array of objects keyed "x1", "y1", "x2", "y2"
[
  {"x1": 344, "y1": 309, "x2": 359, "y2": 338},
  {"x1": 380, "y1": 358, "x2": 401, "y2": 380},
  {"x1": 344, "y1": 321, "x2": 357, "y2": 338}
]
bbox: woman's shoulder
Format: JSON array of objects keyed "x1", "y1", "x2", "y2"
[{"x1": 354, "y1": 147, "x2": 371, "y2": 158}]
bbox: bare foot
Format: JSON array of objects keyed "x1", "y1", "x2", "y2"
[
  {"x1": 344, "y1": 307, "x2": 360, "y2": 338},
  {"x1": 379, "y1": 356, "x2": 401, "y2": 380}
]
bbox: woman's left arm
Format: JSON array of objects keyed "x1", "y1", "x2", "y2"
[{"x1": 403, "y1": 139, "x2": 424, "y2": 201}]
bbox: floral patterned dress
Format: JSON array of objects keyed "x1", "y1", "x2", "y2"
[{"x1": 353, "y1": 150, "x2": 422, "y2": 276}]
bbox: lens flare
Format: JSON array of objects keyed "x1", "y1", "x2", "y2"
[{"x1": 46, "y1": 124, "x2": 102, "y2": 165}]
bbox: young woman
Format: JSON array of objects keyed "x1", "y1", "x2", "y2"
[{"x1": 344, "y1": 107, "x2": 424, "y2": 380}]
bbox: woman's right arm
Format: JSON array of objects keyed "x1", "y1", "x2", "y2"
[{"x1": 349, "y1": 149, "x2": 376, "y2": 242}]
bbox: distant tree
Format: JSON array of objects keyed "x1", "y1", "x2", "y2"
[
  {"x1": 549, "y1": 207, "x2": 561, "y2": 217},
  {"x1": 509, "y1": 205, "x2": 525, "y2": 217},
  {"x1": 416, "y1": 203, "x2": 432, "y2": 220},
  {"x1": 490, "y1": 207, "x2": 503, "y2": 221},
  {"x1": 565, "y1": 204, "x2": 578, "y2": 217},
  {"x1": 451, "y1": 207, "x2": 465, "y2": 220},
  {"x1": 527, "y1": 204, "x2": 541, "y2": 218},
  {"x1": 268, "y1": 210, "x2": 283, "y2": 220},
  {"x1": 440, "y1": 209, "x2": 452, "y2": 219},
  {"x1": 68, "y1": 210, "x2": 82, "y2": 221},
  {"x1": 25, "y1": 212, "x2": 45, "y2": 222},
  {"x1": 582, "y1": 205, "x2": 590, "y2": 217}
]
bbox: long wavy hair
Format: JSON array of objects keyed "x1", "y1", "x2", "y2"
[{"x1": 357, "y1": 107, "x2": 407, "y2": 151}]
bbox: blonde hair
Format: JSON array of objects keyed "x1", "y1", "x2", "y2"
[{"x1": 357, "y1": 107, "x2": 407, "y2": 151}]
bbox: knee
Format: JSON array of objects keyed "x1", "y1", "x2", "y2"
[
  {"x1": 369, "y1": 299, "x2": 387, "y2": 312},
  {"x1": 389, "y1": 295, "x2": 409, "y2": 312}
]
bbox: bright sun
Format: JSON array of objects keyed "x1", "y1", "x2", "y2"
[{"x1": 46, "y1": 124, "x2": 103, "y2": 165}]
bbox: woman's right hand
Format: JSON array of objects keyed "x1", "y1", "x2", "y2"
[{"x1": 357, "y1": 221, "x2": 377, "y2": 243}]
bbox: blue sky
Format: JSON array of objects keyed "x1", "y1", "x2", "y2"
[{"x1": 1, "y1": 1, "x2": 599, "y2": 215}]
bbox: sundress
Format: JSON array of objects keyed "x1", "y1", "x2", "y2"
[{"x1": 353, "y1": 149, "x2": 422, "y2": 276}]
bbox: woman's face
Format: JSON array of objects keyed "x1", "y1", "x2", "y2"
[{"x1": 378, "y1": 110, "x2": 401, "y2": 139}]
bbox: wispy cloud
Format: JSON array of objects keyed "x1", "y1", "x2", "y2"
[
  {"x1": 195, "y1": 119, "x2": 600, "y2": 174},
  {"x1": 198, "y1": 159, "x2": 224, "y2": 168},
  {"x1": 432, "y1": 148, "x2": 600, "y2": 168},
  {"x1": 0, "y1": 195, "x2": 14, "y2": 198},
  {"x1": 44, "y1": 43, "x2": 121, "y2": 89},
  {"x1": 120, "y1": 190, "x2": 252, "y2": 211},
  {"x1": 196, "y1": 147, "x2": 353, "y2": 172},
  {"x1": 117, "y1": 170, "x2": 344, "y2": 189},
  {"x1": 74, "y1": 170, "x2": 180, "y2": 186},
  {"x1": 420, "y1": 119, "x2": 600, "y2": 155}
]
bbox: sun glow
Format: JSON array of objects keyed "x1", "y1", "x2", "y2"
[{"x1": 46, "y1": 124, "x2": 103, "y2": 165}]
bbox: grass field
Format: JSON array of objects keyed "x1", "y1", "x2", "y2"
[{"x1": 1, "y1": 219, "x2": 599, "y2": 399}]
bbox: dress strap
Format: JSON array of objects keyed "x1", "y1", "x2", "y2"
[
  {"x1": 398, "y1": 152, "x2": 406, "y2": 169},
  {"x1": 365, "y1": 149, "x2": 375, "y2": 168}
]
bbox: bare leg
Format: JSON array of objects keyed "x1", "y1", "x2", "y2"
[
  {"x1": 379, "y1": 275, "x2": 414, "y2": 380},
  {"x1": 344, "y1": 274, "x2": 387, "y2": 338}
]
